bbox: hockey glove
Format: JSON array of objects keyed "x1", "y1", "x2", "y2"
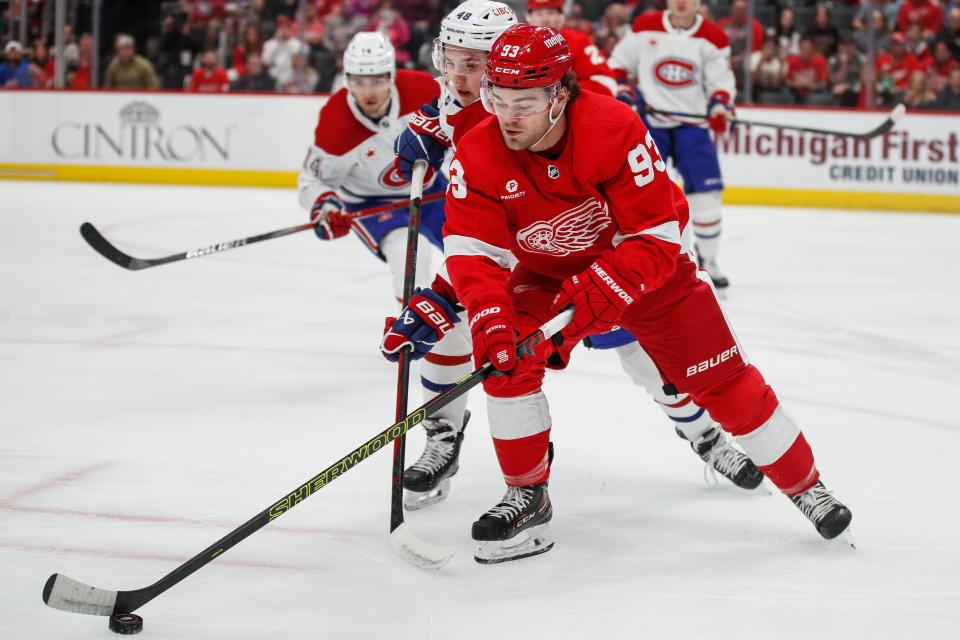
[
  {"x1": 707, "y1": 92, "x2": 735, "y2": 135},
  {"x1": 394, "y1": 103, "x2": 450, "y2": 181},
  {"x1": 468, "y1": 302, "x2": 517, "y2": 374},
  {"x1": 310, "y1": 192, "x2": 351, "y2": 240},
  {"x1": 551, "y1": 257, "x2": 643, "y2": 342},
  {"x1": 381, "y1": 288, "x2": 460, "y2": 362},
  {"x1": 616, "y1": 83, "x2": 639, "y2": 109}
]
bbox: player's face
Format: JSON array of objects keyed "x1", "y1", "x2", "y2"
[
  {"x1": 526, "y1": 8, "x2": 564, "y2": 30},
  {"x1": 668, "y1": 0, "x2": 696, "y2": 19},
  {"x1": 347, "y1": 74, "x2": 392, "y2": 118},
  {"x1": 483, "y1": 83, "x2": 567, "y2": 150},
  {"x1": 433, "y1": 43, "x2": 485, "y2": 104}
]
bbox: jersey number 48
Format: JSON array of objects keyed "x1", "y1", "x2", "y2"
[{"x1": 628, "y1": 132, "x2": 665, "y2": 188}]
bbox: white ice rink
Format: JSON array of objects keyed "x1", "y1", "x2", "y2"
[{"x1": 2, "y1": 180, "x2": 959, "y2": 639}]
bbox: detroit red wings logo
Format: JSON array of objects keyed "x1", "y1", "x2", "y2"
[{"x1": 516, "y1": 198, "x2": 611, "y2": 256}]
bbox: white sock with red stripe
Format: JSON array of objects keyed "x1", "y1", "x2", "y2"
[
  {"x1": 487, "y1": 391, "x2": 552, "y2": 486},
  {"x1": 420, "y1": 321, "x2": 472, "y2": 430},
  {"x1": 687, "y1": 190, "x2": 723, "y2": 265}
]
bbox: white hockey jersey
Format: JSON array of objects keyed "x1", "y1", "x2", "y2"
[
  {"x1": 297, "y1": 69, "x2": 441, "y2": 210},
  {"x1": 610, "y1": 12, "x2": 736, "y2": 129}
]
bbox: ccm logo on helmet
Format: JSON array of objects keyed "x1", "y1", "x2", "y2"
[
  {"x1": 543, "y1": 33, "x2": 564, "y2": 48},
  {"x1": 654, "y1": 58, "x2": 698, "y2": 87},
  {"x1": 495, "y1": 66, "x2": 521, "y2": 74}
]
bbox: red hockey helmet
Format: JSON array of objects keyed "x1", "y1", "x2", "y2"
[
  {"x1": 525, "y1": 0, "x2": 565, "y2": 10},
  {"x1": 484, "y1": 24, "x2": 573, "y2": 89}
]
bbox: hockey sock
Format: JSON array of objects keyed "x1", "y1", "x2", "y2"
[
  {"x1": 687, "y1": 191, "x2": 723, "y2": 264},
  {"x1": 488, "y1": 392, "x2": 552, "y2": 486}
]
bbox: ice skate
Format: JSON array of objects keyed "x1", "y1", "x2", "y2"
[
  {"x1": 473, "y1": 482, "x2": 554, "y2": 564},
  {"x1": 790, "y1": 480, "x2": 852, "y2": 540},
  {"x1": 403, "y1": 412, "x2": 469, "y2": 510},
  {"x1": 682, "y1": 426, "x2": 765, "y2": 490},
  {"x1": 698, "y1": 254, "x2": 729, "y2": 289}
]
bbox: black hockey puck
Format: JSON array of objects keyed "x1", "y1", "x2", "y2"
[{"x1": 108, "y1": 613, "x2": 143, "y2": 635}]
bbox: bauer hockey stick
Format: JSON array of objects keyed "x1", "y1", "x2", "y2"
[
  {"x1": 387, "y1": 160, "x2": 455, "y2": 570},
  {"x1": 79, "y1": 192, "x2": 446, "y2": 271},
  {"x1": 42, "y1": 309, "x2": 574, "y2": 620},
  {"x1": 644, "y1": 103, "x2": 906, "y2": 140}
]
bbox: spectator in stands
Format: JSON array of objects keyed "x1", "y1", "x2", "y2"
[
  {"x1": 854, "y1": 0, "x2": 902, "y2": 33},
  {"x1": 230, "y1": 52, "x2": 276, "y2": 91},
  {"x1": 904, "y1": 68, "x2": 940, "y2": 106},
  {"x1": 751, "y1": 37, "x2": 786, "y2": 100},
  {"x1": 263, "y1": 14, "x2": 306, "y2": 84},
  {"x1": 785, "y1": 35, "x2": 829, "y2": 103},
  {"x1": 157, "y1": 10, "x2": 201, "y2": 89},
  {"x1": 928, "y1": 39, "x2": 959, "y2": 90},
  {"x1": 596, "y1": 2, "x2": 631, "y2": 48},
  {"x1": 0, "y1": 40, "x2": 31, "y2": 88},
  {"x1": 830, "y1": 34, "x2": 865, "y2": 106},
  {"x1": 777, "y1": 8, "x2": 802, "y2": 57},
  {"x1": 806, "y1": 4, "x2": 840, "y2": 58},
  {"x1": 364, "y1": 1, "x2": 410, "y2": 65},
  {"x1": 941, "y1": 8, "x2": 960, "y2": 56},
  {"x1": 103, "y1": 34, "x2": 159, "y2": 90},
  {"x1": 897, "y1": 0, "x2": 945, "y2": 39},
  {"x1": 904, "y1": 22, "x2": 934, "y2": 63},
  {"x1": 279, "y1": 50, "x2": 319, "y2": 93},
  {"x1": 719, "y1": 0, "x2": 765, "y2": 89},
  {"x1": 877, "y1": 33, "x2": 922, "y2": 93},
  {"x1": 231, "y1": 23, "x2": 264, "y2": 78},
  {"x1": 69, "y1": 33, "x2": 94, "y2": 89},
  {"x1": 324, "y1": 1, "x2": 368, "y2": 55},
  {"x1": 855, "y1": 10, "x2": 893, "y2": 54},
  {"x1": 189, "y1": 48, "x2": 230, "y2": 92},
  {"x1": 29, "y1": 39, "x2": 55, "y2": 88},
  {"x1": 934, "y1": 65, "x2": 960, "y2": 107}
]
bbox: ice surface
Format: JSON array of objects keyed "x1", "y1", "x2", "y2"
[{"x1": 1, "y1": 181, "x2": 959, "y2": 639}]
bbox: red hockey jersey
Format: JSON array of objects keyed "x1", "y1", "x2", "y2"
[
  {"x1": 563, "y1": 27, "x2": 617, "y2": 97},
  {"x1": 443, "y1": 91, "x2": 692, "y2": 314}
]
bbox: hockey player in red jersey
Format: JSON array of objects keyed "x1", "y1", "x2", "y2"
[
  {"x1": 385, "y1": 1, "x2": 763, "y2": 513},
  {"x1": 440, "y1": 24, "x2": 851, "y2": 563},
  {"x1": 524, "y1": 0, "x2": 617, "y2": 97},
  {"x1": 610, "y1": 0, "x2": 735, "y2": 289}
]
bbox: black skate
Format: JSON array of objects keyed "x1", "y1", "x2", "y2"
[
  {"x1": 790, "y1": 480, "x2": 852, "y2": 540},
  {"x1": 697, "y1": 253, "x2": 729, "y2": 289},
  {"x1": 473, "y1": 482, "x2": 554, "y2": 564},
  {"x1": 682, "y1": 426, "x2": 765, "y2": 490},
  {"x1": 402, "y1": 412, "x2": 469, "y2": 511}
]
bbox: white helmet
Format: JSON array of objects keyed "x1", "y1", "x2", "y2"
[
  {"x1": 343, "y1": 32, "x2": 396, "y2": 77},
  {"x1": 437, "y1": 0, "x2": 518, "y2": 52}
]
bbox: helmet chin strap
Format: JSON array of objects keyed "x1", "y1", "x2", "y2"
[{"x1": 529, "y1": 96, "x2": 565, "y2": 151}]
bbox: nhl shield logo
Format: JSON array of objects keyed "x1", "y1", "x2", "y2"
[{"x1": 547, "y1": 164, "x2": 560, "y2": 179}]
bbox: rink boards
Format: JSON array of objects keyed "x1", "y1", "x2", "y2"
[{"x1": 0, "y1": 90, "x2": 957, "y2": 213}]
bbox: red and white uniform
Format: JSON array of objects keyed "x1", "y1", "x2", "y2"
[
  {"x1": 610, "y1": 12, "x2": 736, "y2": 128},
  {"x1": 297, "y1": 69, "x2": 441, "y2": 209},
  {"x1": 444, "y1": 91, "x2": 819, "y2": 496},
  {"x1": 438, "y1": 88, "x2": 491, "y2": 148},
  {"x1": 562, "y1": 27, "x2": 617, "y2": 97}
]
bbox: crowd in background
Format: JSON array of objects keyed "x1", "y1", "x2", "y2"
[{"x1": 1, "y1": 0, "x2": 958, "y2": 110}]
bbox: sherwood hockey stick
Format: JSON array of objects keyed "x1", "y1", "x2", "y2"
[
  {"x1": 387, "y1": 161, "x2": 454, "y2": 570},
  {"x1": 79, "y1": 192, "x2": 445, "y2": 271},
  {"x1": 42, "y1": 309, "x2": 574, "y2": 619},
  {"x1": 645, "y1": 103, "x2": 906, "y2": 140}
]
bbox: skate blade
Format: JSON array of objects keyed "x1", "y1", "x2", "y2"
[
  {"x1": 403, "y1": 478, "x2": 450, "y2": 511},
  {"x1": 474, "y1": 523, "x2": 554, "y2": 565},
  {"x1": 838, "y1": 527, "x2": 856, "y2": 550}
]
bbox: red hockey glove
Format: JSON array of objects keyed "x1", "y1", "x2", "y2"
[
  {"x1": 311, "y1": 192, "x2": 351, "y2": 240},
  {"x1": 707, "y1": 92, "x2": 734, "y2": 135},
  {"x1": 468, "y1": 302, "x2": 517, "y2": 373},
  {"x1": 551, "y1": 257, "x2": 643, "y2": 341}
]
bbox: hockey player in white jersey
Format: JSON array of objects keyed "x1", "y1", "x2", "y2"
[{"x1": 610, "y1": 0, "x2": 736, "y2": 289}]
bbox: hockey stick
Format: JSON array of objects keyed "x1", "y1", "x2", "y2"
[
  {"x1": 387, "y1": 161, "x2": 454, "y2": 570},
  {"x1": 42, "y1": 309, "x2": 573, "y2": 619},
  {"x1": 79, "y1": 192, "x2": 446, "y2": 271},
  {"x1": 644, "y1": 103, "x2": 906, "y2": 140}
]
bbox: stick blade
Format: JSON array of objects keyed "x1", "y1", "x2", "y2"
[
  {"x1": 43, "y1": 573, "x2": 118, "y2": 616},
  {"x1": 389, "y1": 523, "x2": 454, "y2": 570},
  {"x1": 79, "y1": 222, "x2": 139, "y2": 270}
]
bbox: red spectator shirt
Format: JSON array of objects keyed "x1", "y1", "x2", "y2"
[
  {"x1": 717, "y1": 16, "x2": 764, "y2": 53},
  {"x1": 928, "y1": 57, "x2": 958, "y2": 93},
  {"x1": 876, "y1": 52, "x2": 922, "y2": 89},
  {"x1": 896, "y1": 0, "x2": 944, "y2": 34},
  {"x1": 189, "y1": 66, "x2": 230, "y2": 92},
  {"x1": 785, "y1": 53, "x2": 829, "y2": 94}
]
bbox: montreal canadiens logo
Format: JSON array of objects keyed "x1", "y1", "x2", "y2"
[
  {"x1": 654, "y1": 57, "x2": 698, "y2": 87},
  {"x1": 516, "y1": 198, "x2": 611, "y2": 257},
  {"x1": 380, "y1": 164, "x2": 435, "y2": 188}
]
